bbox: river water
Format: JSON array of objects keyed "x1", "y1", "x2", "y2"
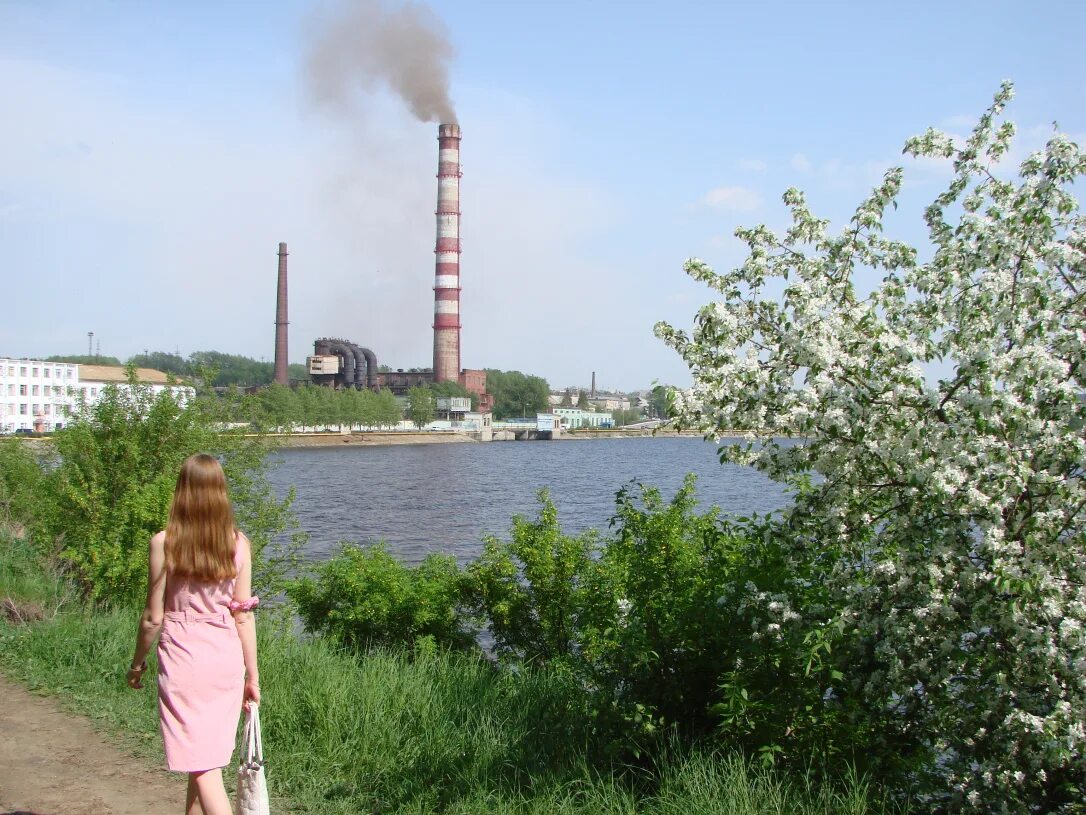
[{"x1": 266, "y1": 437, "x2": 793, "y2": 566}]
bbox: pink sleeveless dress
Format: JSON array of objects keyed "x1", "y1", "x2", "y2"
[{"x1": 157, "y1": 542, "x2": 244, "y2": 772}]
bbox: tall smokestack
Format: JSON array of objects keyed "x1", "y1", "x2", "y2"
[
  {"x1": 274, "y1": 242, "x2": 289, "y2": 386},
  {"x1": 433, "y1": 123, "x2": 461, "y2": 382}
]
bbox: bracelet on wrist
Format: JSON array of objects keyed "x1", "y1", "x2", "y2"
[{"x1": 130, "y1": 660, "x2": 147, "y2": 672}]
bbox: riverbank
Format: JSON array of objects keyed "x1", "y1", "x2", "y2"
[
  {"x1": 6, "y1": 427, "x2": 715, "y2": 452},
  {"x1": 268, "y1": 427, "x2": 710, "y2": 449},
  {"x1": 0, "y1": 531, "x2": 890, "y2": 815},
  {"x1": 268, "y1": 430, "x2": 478, "y2": 447},
  {"x1": 559, "y1": 427, "x2": 711, "y2": 440}
]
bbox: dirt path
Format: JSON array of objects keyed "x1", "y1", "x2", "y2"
[{"x1": 0, "y1": 673, "x2": 184, "y2": 815}]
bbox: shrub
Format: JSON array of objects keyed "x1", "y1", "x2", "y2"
[
  {"x1": 469, "y1": 491, "x2": 608, "y2": 665},
  {"x1": 288, "y1": 544, "x2": 476, "y2": 652},
  {"x1": 655, "y1": 83, "x2": 1086, "y2": 810},
  {"x1": 23, "y1": 369, "x2": 299, "y2": 605},
  {"x1": 595, "y1": 479, "x2": 870, "y2": 768},
  {"x1": 0, "y1": 543, "x2": 892, "y2": 815},
  {"x1": 470, "y1": 480, "x2": 871, "y2": 772},
  {"x1": 0, "y1": 439, "x2": 47, "y2": 530}
]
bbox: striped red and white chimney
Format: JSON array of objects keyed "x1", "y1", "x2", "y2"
[{"x1": 433, "y1": 123, "x2": 461, "y2": 383}]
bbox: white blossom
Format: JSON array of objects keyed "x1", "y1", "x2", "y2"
[{"x1": 656, "y1": 82, "x2": 1086, "y2": 813}]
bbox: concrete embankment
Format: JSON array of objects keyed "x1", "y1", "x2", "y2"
[
  {"x1": 270, "y1": 428, "x2": 714, "y2": 448},
  {"x1": 270, "y1": 431, "x2": 478, "y2": 448},
  {"x1": 12, "y1": 429, "x2": 718, "y2": 452},
  {"x1": 559, "y1": 428, "x2": 706, "y2": 440}
]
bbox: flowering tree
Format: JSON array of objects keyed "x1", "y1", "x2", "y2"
[{"x1": 655, "y1": 83, "x2": 1086, "y2": 812}]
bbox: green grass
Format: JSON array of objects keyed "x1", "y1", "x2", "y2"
[
  {"x1": 0, "y1": 531, "x2": 895, "y2": 815},
  {"x1": 0, "y1": 528, "x2": 69, "y2": 609}
]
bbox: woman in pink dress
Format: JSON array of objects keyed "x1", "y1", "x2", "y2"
[{"x1": 127, "y1": 453, "x2": 261, "y2": 815}]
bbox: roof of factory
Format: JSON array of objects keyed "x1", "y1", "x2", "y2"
[{"x1": 78, "y1": 365, "x2": 174, "y2": 385}]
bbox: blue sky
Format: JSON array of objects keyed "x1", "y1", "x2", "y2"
[{"x1": 2, "y1": 0, "x2": 1084, "y2": 391}]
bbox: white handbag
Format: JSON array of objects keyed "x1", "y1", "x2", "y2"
[{"x1": 236, "y1": 702, "x2": 271, "y2": 815}]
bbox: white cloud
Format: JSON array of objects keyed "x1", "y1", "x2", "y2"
[
  {"x1": 699, "y1": 185, "x2": 761, "y2": 212},
  {"x1": 790, "y1": 153, "x2": 811, "y2": 172},
  {"x1": 738, "y1": 158, "x2": 767, "y2": 172}
]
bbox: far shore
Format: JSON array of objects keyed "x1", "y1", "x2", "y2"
[
  {"x1": 10, "y1": 427, "x2": 727, "y2": 453},
  {"x1": 266, "y1": 427, "x2": 711, "y2": 449}
]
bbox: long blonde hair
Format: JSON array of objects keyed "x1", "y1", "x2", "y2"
[{"x1": 165, "y1": 453, "x2": 237, "y2": 582}]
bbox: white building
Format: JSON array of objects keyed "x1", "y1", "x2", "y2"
[
  {"x1": 0, "y1": 358, "x2": 188, "y2": 433},
  {"x1": 77, "y1": 364, "x2": 182, "y2": 404},
  {"x1": 435, "y1": 396, "x2": 472, "y2": 422},
  {"x1": 589, "y1": 395, "x2": 631, "y2": 412},
  {"x1": 0, "y1": 359, "x2": 78, "y2": 433},
  {"x1": 553, "y1": 407, "x2": 614, "y2": 429}
]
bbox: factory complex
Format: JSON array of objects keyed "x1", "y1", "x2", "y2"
[
  {"x1": 273, "y1": 123, "x2": 494, "y2": 413},
  {"x1": 6, "y1": 124, "x2": 624, "y2": 437}
]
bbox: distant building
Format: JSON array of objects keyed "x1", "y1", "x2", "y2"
[
  {"x1": 589, "y1": 394, "x2": 630, "y2": 412},
  {"x1": 459, "y1": 368, "x2": 494, "y2": 412},
  {"x1": 553, "y1": 407, "x2": 614, "y2": 429},
  {"x1": 375, "y1": 366, "x2": 493, "y2": 411},
  {"x1": 463, "y1": 411, "x2": 492, "y2": 431},
  {"x1": 435, "y1": 396, "x2": 472, "y2": 423},
  {"x1": 536, "y1": 413, "x2": 561, "y2": 432},
  {"x1": 0, "y1": 358, "x2": 78, "y2": 432},
  {"x1": 551, "y1": 388, "x2": 626, "y2": 412},
  {"x1": 377, "y1": 369, "x2": 435, "y2": 396},
  {"x1": 424, "y1": 403, "x2": 492, "y2": 438},
  {"x1": 0, "y1": 358, "x2": 188, "y2": 433},
  {"x1": 76, "y1": 364, "x2": 182, "y2": 401}
]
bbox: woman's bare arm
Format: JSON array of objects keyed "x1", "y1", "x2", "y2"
[
  {"x1": 128, "y1": 532, "x2": 167, "y2": 688},
  {"x1": 231, "y1": 533, "x2": 261, "y2": 704}
]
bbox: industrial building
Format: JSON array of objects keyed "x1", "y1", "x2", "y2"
[
  {"x1": 0, "y1": 358, "x2": 78, "y2": 432},
  {"x1": 299, "y1": 121, "x2": 493, "y2": 412},
  {"x1": 0, "y1": 358, "x2": 188, "y2": 433},
  {"x1": 307, "y1": 338, "x2": 379, "y2": 390},
  {"x1": 374, "y1": 366, "x2": 492, "y2": 410},
  {"x1": 553, "y1": 407, "x2": 615, "y2": 429}
]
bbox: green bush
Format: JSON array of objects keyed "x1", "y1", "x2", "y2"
[
  {"x1": 0, "y1": 540, "x2": 890, "y2": 815},
  {"x1": 10, "y1": 369, "x2": 299, "y2": 605},
  {"x1": 0, "y1": 439, "x2": 48, "y2": 529},
  {"x1": 592, "y1": 477, "x2": 731, "y2": 741},
  {"x1": 288, "y1": 544, "x2": 476, "y2": 651},
  {"x1": 0, "y1": 530, "x2": 72, "y2": 610},
  {"x1": 469, "y1": 478, "x2": 872, "y2": 774},
  {"x1": 469, "y1": 491, "x2": 608, "y2": 665},
  {"x1": 603, "y1": 480, "x2": 877, "y2": 772},
  {"x1": 278, "y1": 476, "x2": 881, "y2": 779}
]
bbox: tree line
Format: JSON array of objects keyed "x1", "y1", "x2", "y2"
[
  {"x1": 221, "y1": 375, "x2": 557, "y2": 431},
  {"x1": 45, "y1": 351, "x2": 662, "y2": 427},
  {"x1": 221, "y1": 384, "x2": 403, "y2": 431},
  {"x1": 46, "y1": 351, "x2": 307, "y2": 387}
]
